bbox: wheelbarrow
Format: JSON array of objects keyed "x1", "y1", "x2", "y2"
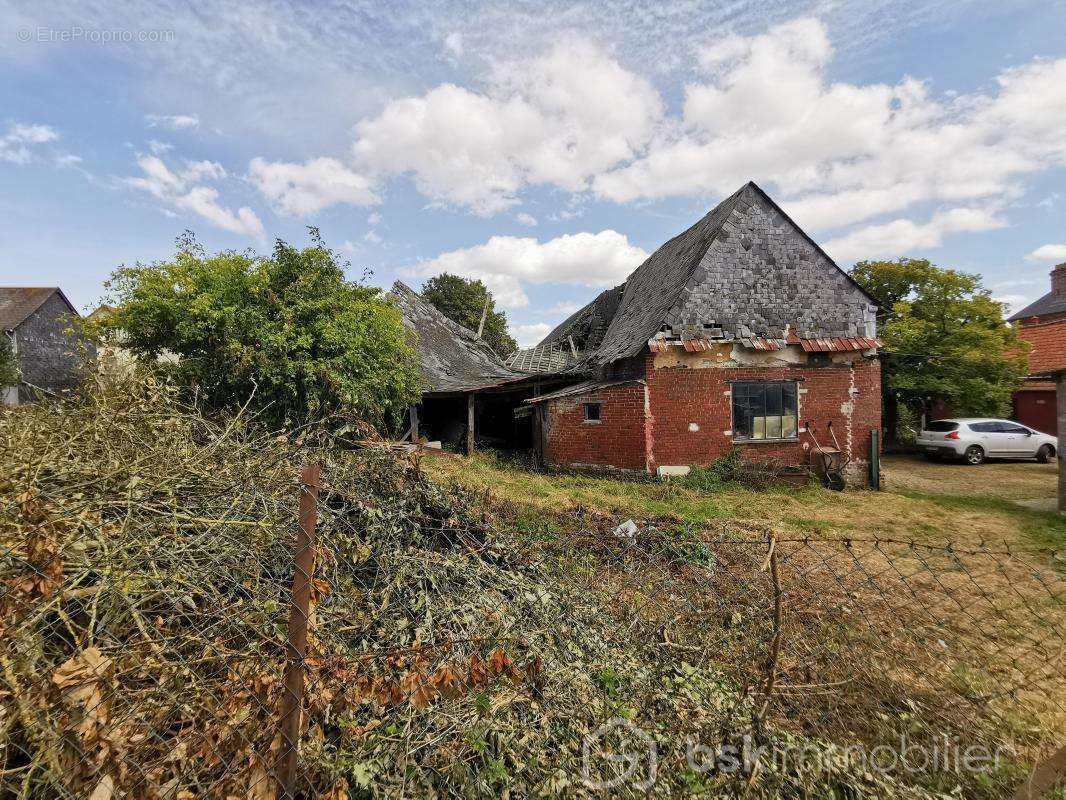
[{"x1": 806, "y1": 420, "x2": 850, "y2": 491}]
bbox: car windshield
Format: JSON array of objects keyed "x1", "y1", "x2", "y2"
[{"x1": 924, "y1": 420, "x2": 959, "y2": 432}]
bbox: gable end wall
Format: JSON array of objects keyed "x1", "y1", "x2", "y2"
[
  {"x1": 12, "y1": 293, "x2": 93, "y2": 401},
  {"x1": 666, "y1": 192, "x2": 876, "y2": 340}
]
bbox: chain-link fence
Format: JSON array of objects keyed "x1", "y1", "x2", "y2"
[{"x1": 2, "y1": 382, "x2": 1064, "y2": 799}]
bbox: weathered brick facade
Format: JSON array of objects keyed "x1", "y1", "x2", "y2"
[
  {"x1": 541, "y1": 350, "x2": 881, "y2": 480},
  {"x1": 540, "y1": 382, "x2": 650, "y2": 472},
  {"x1": 1007, "y1": 263, "x2": 1066, "y2": 435}
]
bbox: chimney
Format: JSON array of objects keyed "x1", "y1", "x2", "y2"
[{"x1": 1052, "y1": 263, "x2": 1066, "y2": 296}]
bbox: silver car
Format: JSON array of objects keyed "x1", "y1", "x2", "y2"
[{"x1": 918, "y1": 418, "x2": 1058, "y2": 465}]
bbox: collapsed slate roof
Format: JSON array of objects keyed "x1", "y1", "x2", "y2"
[
  {"x1": 584, "y1": 181, "x2": 878, "y2": 366},
  {"x1": 540, "y1": 283, "x2": 627, "y2": 352},
  {"x1": 397, "y1": 181, "x2": 879, "y2": 391},
  {"x1": 0, "y1": 287, "x2": 76, "y2": 331},
  {"x1": 389, "y1": 281, "x2": 526, "y2": 394}
]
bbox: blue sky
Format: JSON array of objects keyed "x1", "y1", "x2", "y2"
[{"x1": 2, "y1": 0, "x2": 1065, "y2": 346}]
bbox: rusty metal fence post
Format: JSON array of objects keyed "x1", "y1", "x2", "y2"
[{"x1": 275, "y1": 463, "x2": 322, "y2": 799}]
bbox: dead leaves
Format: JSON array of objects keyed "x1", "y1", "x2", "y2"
[
  {"x1": 358, "y1": 648, "x2": 544, "y2": 712},
  {"x1": 6, "y1": 489, "x2": 64, "y2": 603},
  {"x1": 52, "y1": 647, "x2": 113, "y2": 743}
]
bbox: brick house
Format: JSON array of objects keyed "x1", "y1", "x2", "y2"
[
  {"x1": 1, "y1": 287, "x2": 93, "y2": 404},
  {"x1": 1007, "y1": 262, "x2": 1066, "y2": 435},
  {"x1": 398, "y1": 182, "x2": 882, "y2": 482}
]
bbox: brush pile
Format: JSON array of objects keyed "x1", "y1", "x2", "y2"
[{"x1": 1, "y1": 377, "x2": 961, "y2": 798}]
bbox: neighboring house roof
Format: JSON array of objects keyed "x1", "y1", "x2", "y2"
[
  {"x1": 88, "y1": 304, "x2": 117, "y2": 320},
  {"x1": 583, "y1": 181, "x2": 878, "y2": 367},
  {"x1": 1008, "y1": 291, "x2": 1066, "y2": 321},
  {"x1": 389, "y1": 281, "x2": 526, "y2": 394},
  {"x1": 0, "y1": 287, "x2": 77, "y2": 331},
  {"x1": 1013, "y1": 315, "x2": 1066, "y2": 375}
]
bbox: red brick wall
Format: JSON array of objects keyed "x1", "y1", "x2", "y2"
[
  {"x1": 1016, "y1": 316, "x2": 1066, "y2": 374},
  {"x1": 645, "y1": 354, "x2": 881, "y2": 478},
  {"x1": 539, "y1": 355, "x2": 883, "y2": 481},
  {"x1": 542, "y1": 382, "x2": 649, "y2": 472}
]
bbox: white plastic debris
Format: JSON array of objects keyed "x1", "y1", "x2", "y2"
[
  {"x1": 656, "y1": 465, "x2": 691, "y2": 478},
  {"x1": 612, "y1": 519, "x2": 639, "y2": 539}
]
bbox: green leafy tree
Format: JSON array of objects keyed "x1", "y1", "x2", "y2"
[
  {"x1": 421, "y1": 273, "x2": 517, "y2": 357},
  {"x1": 95, "y1": 232, "x2": 421, "y2": 429},
  {"x1": 851, "y1": 258, "x2": 1029, "y2": 441},
  {"x1": 0, "y1": 335, "x2": 18, "y2": 387}
]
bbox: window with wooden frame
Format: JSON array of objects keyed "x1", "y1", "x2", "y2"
[
  {"x1": 583, "y1": 402, "x2": 602, "y2": 423},
  {"x1": 731, "y1": 381, "x2": 799, "y2": 441}
]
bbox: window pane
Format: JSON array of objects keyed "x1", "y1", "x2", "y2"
[
  {"x1": 765, "y1": 415, "x2": 782, "y2": 439},
  {"x1": 732, "y1": 381, "x2": 799, "y2": 440},
  {"x1": 752, "y1": 415, "x2": 766, "y2": 439},
  {"x1": 783, "y1": 382, "x2": 797, "y2": 411},
  {"x1": 766, "y1": 384, "x2": 783, "y2": 416},
  {"x1": 926, "y1": 420, "x2": 958, "y2": 432},
  {"x1": 782, "y1": 414, "x2": 797, "y2": 438}
]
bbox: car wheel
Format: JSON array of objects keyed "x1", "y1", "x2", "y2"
[
  {"x1": 964, "y1": 445, "x2": 985, "y2": 465},
  {"x1": 1036, "y1": 444, "x2": 1055, "y2": 464}
]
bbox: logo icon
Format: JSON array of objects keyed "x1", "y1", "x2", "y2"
[{"x1": 581, "y1": 718, "x2": 658, "y2": 790}]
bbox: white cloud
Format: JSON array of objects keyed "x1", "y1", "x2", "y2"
[
  {"x1": 352, "y1": 39, "x2": 662, "y2": 214},
  {"x1": 1027, "y1": 244, "x2": 1066, "y2": 263},
  {"x1": 0, "y1": 122, "x2": 59, "y2": 164},
  {"x1": 546, "y1": 300, "x2": 582, "y2": 316},
  {"x1": 516, "y1": 212, "x2": 538, "y2": 227},
  {"x1": 823, "y1": 206, "x2": 1005, "y2": 263},
  {"x1": 145, "y1": 114, "x2": 200, "y2": 130},
  {"x1": 367, "y1": 211, "x2": 382, "y2": 226},
  {"x1": 147, "y1": 139, "x2": 173, "y2": 155},
  {"x1": 593, "y1": 19, "x2": 1066, "y2": 238},
  {"x1": 364, "y1": 230, "x2": 382, "y2": 244},
  {"x1": 248, "y1": 156, "x2": 377, "y2": 216},
  {"x1": 511, "y1": 322, "x2": 552, "y2": 348},
  {"x1": 407, "y1": 229, "x2": 648, "y2": 308},
  {"x1": 992, "y1": 293, "x2": 1034, "y2": 317},
  {"x1": 126, "y1": 155, "x2": 264, "y2": 237}
]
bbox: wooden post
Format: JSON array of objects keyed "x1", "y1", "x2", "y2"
[
  {"x1": 466, "y1": 392, "x2": 475, "y2": 456},
  {"x1": 869, "y1": 429, "x2": 881, "y2": 490},
  {"x1": 409, "y1": 405, "x2": 420, "y2": 444},
  {"x1": 1057, "y1": 373, "x2": 1066, "y2": 513},
  {"x1": 275, "y1": 463, "x2": 321, "y2": 799}
]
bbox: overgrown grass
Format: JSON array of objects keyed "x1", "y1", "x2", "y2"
[{"x1": 425, "y1": 451, "x2": 1066, "y2": 553}]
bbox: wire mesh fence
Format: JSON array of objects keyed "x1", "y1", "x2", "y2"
[{"x1": 1, "y1": 381, "x2": 1064, "y2": 799}]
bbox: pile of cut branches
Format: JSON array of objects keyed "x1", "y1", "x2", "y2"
[{"x1": 1, "y1": 377, "x2": 956, "y2": 798}]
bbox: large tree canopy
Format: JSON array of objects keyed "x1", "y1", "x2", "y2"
[
  {"x1": 421, "y1": 273, "x2": 517, "y2": 357},
  {"x1": 851, "y1": 258, "x2": 1028, "y2": 433},
  {"x1": 95, "y1": 233, "x2": 421, "y2": 430}
]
